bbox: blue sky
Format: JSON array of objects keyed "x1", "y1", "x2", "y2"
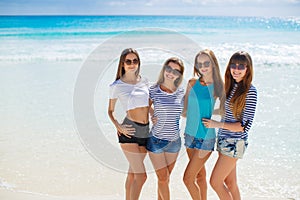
[{"x1": 0, "y1": 0, "x2": 299, "y2": 16}]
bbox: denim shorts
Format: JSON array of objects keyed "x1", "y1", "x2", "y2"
[
  {"x1": 184, "y1": 134, "x2": 215, "y2": 151},
  {"x1": 118, "y1": 118, "x2": 149, "y2": 146},
  {"x1": 146, "y1": 136, "x2": 181, "y2": 153},
  {"x1": 217, "y1": 137, "x2": 248, "y2": 159}
]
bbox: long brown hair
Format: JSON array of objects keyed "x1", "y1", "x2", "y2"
[
  {"x1": 194, "y1": 49, "x2": 225, "y2": 113},
  {"x1": 157, "y1": 57, "x2": 185, "y2": 87},
  {"x1": 224, "y1": 51, "x2": 253, "y2": 120},
  {"x1": 115, "y1": 48, "x2": 141, "y2": 81}
]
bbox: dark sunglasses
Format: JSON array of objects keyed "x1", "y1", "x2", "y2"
[
  {"x1": 230, "y1": 63, "x2": 247, "y2": 70},
  {"x1": 124, "y1": 59, "x2": 139, "y2": 65},
  {"x1": 164, "y1": 65, "x2": 182, "y2": 76},
  {"x1": 196, "y1": 61, "x2": 210, "y2": 69}
]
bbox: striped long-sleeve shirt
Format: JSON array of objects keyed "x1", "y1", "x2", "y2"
[{"x1": 218, "y1": 84, "x2": 257, "y2": 139}]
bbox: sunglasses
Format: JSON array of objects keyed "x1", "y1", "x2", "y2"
[
  {"x1": 164, "y1": 65, "x2": 182, "y2": 76},
  {"x1": 124, "y1": 59, "x2": 139, "y2": 65},
  {"x1": 230, "y1": 63, "x2": 247, "y2": 70},
  {"x1": 196, "y1": 61, "x2": 210, "y2": 69}
]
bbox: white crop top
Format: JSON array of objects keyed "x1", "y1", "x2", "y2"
[{"x1": 109, "y1": 77, "x2": 150, "y2": 111}]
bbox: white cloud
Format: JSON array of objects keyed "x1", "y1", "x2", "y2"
[
  {"x1": 181, "y1": 0, "x2": 246, "y2": 6},
  {"x1": 145, "y1": 0, "x2": 154, "y2": 6},
  {"x1": 181, "y1": 0, "x2": 300, "y2": 6},
  {"x1": 182, "y1": 0, "x2": 234, "y2": 4},
  {"x1": 287, "y1": 0, "x2": 300, "y2": 3},
  {"x1": 0, "y1": 0, "x2": 299, "y2": 16},
  {"x1": 108, "y1": 1, "x2": 126, "y2": 6},
  {"x1": 145, "y1": 0, "x2": 173, "y2": 6},
  {"x1": 182, "y1": 0, "x2": 194, "y2": 4}
]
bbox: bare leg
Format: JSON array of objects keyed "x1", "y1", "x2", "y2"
[
  {"x1": 158, "y1": 187, "x2": 162, "y2": 200},
  {"x1": 164, "y1": 152, "x2": 179, "y2": 174},
  {"x1": 125, "y1": 168, "x2": 134, "y2": 200},
  {"x1": 121, "y1": 144, "x2": 147, "y2": 200},
  {"x1": 210, "y1": 153, "x2": 238, "y2": 200},
  {"x1": 183, "y1": 149, "x2": 211, "y2": 200},
  {"x1": 186, "y1": 149, "x2": 209, "y2": 200},
  {"x1": 225, "y1": 166, "x2": 241, "y2": 200},
  {"x1": 156, "y1": 166, "x2": 171, "y2": 200},
  {"x1": 149, "y1": 152, "x2": 179, "y2": 200},
  {"x1": 197, "y1": 167, "x2": 208, "y2": 200}
]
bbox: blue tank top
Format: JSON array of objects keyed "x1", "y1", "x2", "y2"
[{"x1": 184, "y1": 80, "x2": 216, "y2": 139}]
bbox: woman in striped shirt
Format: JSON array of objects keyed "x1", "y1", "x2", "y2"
[
  {"x1": 202, "y1": 51, "x2": 257, "y2": 200},
  {"x1": 146, "y1": 57, "x2": 185, "y2": 200}
]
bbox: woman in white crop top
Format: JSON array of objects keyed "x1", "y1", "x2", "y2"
[{"x1": 108, "y1": 48, "x2": 150, "y2": 200}]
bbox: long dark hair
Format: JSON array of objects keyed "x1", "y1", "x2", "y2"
[
  {"x1": 224, "y1": 51, "x2": 253, "y2": 119},
  {"x1": 115, "y1": 48, "x2": 141, "y2": 81},
  {"x1": 194, "y1": 49, "x2": 225, "y2": 108}
]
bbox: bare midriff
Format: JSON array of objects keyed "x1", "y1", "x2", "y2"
[{"x1": 126, "y1": 106, "x2": 149, "y2": 124}]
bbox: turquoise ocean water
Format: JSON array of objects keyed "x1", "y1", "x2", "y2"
[{"x1": 0, "y1": 16, "x2": 299, "y2": 199}]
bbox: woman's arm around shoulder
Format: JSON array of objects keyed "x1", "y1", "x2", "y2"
[{"x1": 182, "y1": 78, "x2": 197, "y2": 117}]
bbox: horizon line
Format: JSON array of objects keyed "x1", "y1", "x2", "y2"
[{"x1": 0, "y1": 14, "x2": 298, "y2": 18}]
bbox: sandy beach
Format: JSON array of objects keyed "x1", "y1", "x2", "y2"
[
  {"x1": 0, "y1": 188, "x2": 124, "y2": 200},
  {"x1": 0, "y1": 16, "x2": 299, "y2": 199}
]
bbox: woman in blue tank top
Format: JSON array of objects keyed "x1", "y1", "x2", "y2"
[{"x1": 182, "y1": 49, "x2": 224, "y2": 200}]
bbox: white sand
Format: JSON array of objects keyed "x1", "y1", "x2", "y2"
[
  {"x1": 1, "y1": 44, "x2": 299, "y2": 199},
  {"x1": 0, "y1": 188, "x2": 124, "y2": 200}
]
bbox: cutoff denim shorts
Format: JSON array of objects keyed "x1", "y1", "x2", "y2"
[
  {"x1": 217, "y1": 137, "x2": 248, "y2": 159},
  {"x1": 146, "y1": 135, "x2": 181, "y2": 153},
  {"x1": 184, "y1": 134, "x2": 215, "y2": 151}
]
